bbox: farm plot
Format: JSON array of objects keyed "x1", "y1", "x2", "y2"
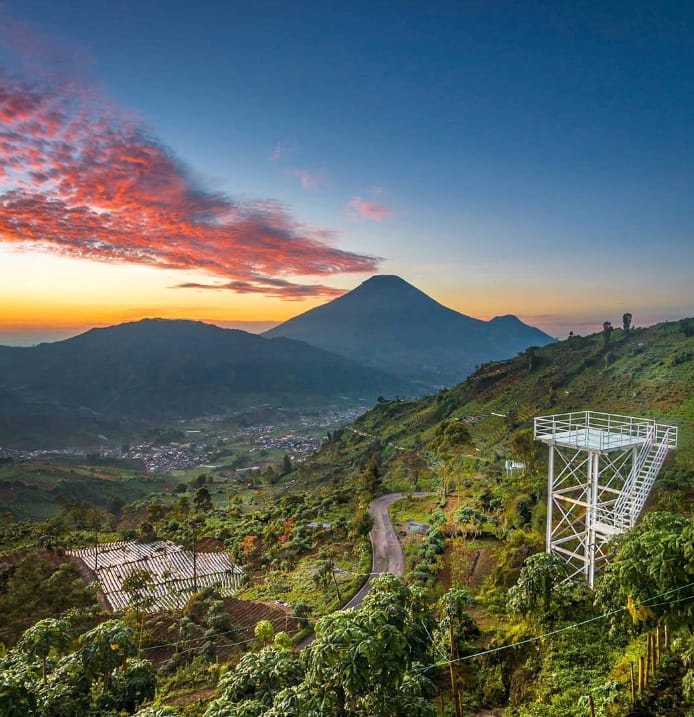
[{"x1": 68, "y1": 540, "x2": 243, "y2": 612}]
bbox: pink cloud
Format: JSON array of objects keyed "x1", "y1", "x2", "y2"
[
  {"x1": 347, "y1": 196, "x2": 391, "y2": 222},
  {"x1": 0, "y1": 24, "x2": 378, "y2": 299},
  {"x1": 289, "y1": 168, "x2": 324, "y2": 190},
  {"x1": 269, "y1": 142, "x2": 282, "y2": 161}
]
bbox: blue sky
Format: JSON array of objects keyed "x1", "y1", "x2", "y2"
[{"x1": 1, "y1": 0, "x2": 692, "y2": 343}]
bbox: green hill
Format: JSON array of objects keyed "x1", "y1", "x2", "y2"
[
  {"x1": 306, "y1": 317, "x2": 694, "y2": 493},
  {"x1": 0, "y1": 318, "x2": 410, "y2": 433},
  {"x1": 1, "y1": 317, "x2": 692, "y2": 716}
]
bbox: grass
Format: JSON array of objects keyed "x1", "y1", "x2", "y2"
[{"x1": 0, "y1": 458, "x2": 175, "y2": 520}]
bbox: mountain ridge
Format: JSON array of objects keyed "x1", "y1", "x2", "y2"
[
  {"x1": 264, "y1": 274, "x2": 554, "y2": 387},
  {"x1": 0, "y1": 318, "x2": 410, "y2": 425}
]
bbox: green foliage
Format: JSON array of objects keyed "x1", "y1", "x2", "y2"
[
  {"x1": 206, "y1": 575, "x2": 437, "y2": 717},
  {"x1": 133, "y1": 706, "x2": 181, "y2": 717},
  {"x1": 183, "y1": 586, "x2": 224, "y2": 625},
  {"x1": 0, "y1": 555, "x2": 98, "y2": 645},
  {"x1": 507, "y1": 552, "x2": 569, "y2": 615},
  {"x1": 253, "y1": 620, "x2": 275, "y2": 646},
  {"x1": 1, "y1": 618, "x2": 154, "y2": 717},
  {"x1": 406, "y1": 529, "x2": 446, "y2": 590},
  {"x1": 594, "y1": 511, "x2": 694, "y2": 628},
  {"x1": 205, "y1": 645, "x2": 303, "y2": 714},
  {"x1": 122, "y1": 568, "x2": 156, "y2": 614},
  {"x1": 431, "y1": 420, "x2": 471, "y2": 456},
  {"x1": 509, "y1": 428, "x2": 540, "y2": 476},
  {"x1": 80, "y1": 619, "x2": 138, "y2": 687},
  {"x1": 17, "y1": 618, "x2": 70, "y2": 681}
]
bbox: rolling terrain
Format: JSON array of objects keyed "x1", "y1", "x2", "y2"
[
  {"x1": 0, "y1": 318, "x2": 410, "y2": 439},
  {"x1": 304, "y1": 317, "x2": 694, "y2": 499}
]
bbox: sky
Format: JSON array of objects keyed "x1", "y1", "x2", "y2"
[{"x1": 1, "y1": 0, "x2": 693, "y2": 345}]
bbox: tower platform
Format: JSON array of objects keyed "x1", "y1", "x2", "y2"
[{"x1": 534, "y1": 411, "x2": 677, "y2": 587}]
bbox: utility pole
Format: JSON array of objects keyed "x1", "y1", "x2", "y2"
[
  {"x1": 449, "y1": 623, "x2": 462, "y2": 717},
  {"x1": 190, "y1": 518, "x2": 202, "y2": 592}
]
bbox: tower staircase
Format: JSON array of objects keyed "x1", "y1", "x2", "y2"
[{"x1": 610, "y1": 423, "x2": 678, "y2": 530}]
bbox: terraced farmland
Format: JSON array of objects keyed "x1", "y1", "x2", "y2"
[{"x1": 68, "y1": 540, "x2": 243, "y2": 612}]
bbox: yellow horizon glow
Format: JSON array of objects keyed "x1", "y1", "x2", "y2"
[
  {"x1": 3, "y1": 246, "x2": 688, "y2": 345},
  {"x1": 0, "y1": 245, "x2": 338, "y2": 328}
]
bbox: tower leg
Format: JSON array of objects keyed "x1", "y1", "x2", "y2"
[
  {"x1": 587, "y1": 451, "x2": 599, "y2": 588},
  {"x1": 546, "y1": 444, "x2": 554, "y2": 553}
]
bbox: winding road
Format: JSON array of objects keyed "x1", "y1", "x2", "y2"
[
  {"x1": 342, "y1": 492, "x2": 404, "y2": 609},
  {"x1": 298, "y1": 492, "x2": 404, "y2": 646}
]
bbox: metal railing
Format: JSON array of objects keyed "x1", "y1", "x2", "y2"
[{"x1": 534, "y1": 411, "x2": 677, "y2": 451}]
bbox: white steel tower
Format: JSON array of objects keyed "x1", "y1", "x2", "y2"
[{"x1": 534, "y1": 411, "x2": 677, "y2": 588}]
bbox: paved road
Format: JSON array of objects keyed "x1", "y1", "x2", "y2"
[
  {"x1": 343, "y1": 492, "x2": 404, "y2": 609},
  {"x1": 299, "y1": 492, "x2": 404, "y2": 646}
]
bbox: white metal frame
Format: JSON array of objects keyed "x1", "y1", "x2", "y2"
[{"x1": 534, "y1": 411, "x2": 677, "y2": 588}]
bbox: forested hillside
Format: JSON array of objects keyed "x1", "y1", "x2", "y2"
[{"x1": 1, "y1": 318, "x2": 692, "y2": 716}]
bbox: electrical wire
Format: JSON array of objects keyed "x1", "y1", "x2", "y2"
[{"x1": 418, "y1": 580, "x2": 694, "y2": 673}]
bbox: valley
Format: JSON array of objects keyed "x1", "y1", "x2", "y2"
[
  {"x1": 2, "y1": 4, "x2": 692, "y2": 714},
  {"x1": 1, "y1": 318, "x2": 692, "y2": 716}
]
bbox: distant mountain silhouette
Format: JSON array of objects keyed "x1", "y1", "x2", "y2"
[
  {"x1": 264, "y1": 275, "x2": 554, "y2": 387},
  {"x1": 0, "y1": 319, "x2": 408, "y2": 420}
]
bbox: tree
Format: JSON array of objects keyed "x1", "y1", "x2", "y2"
[
  {"x1": 134, "y1": 707, "x2": 181, "y2": 717},
  {"x1": 17, "y1": 617, "x2": 70, "y2": 681},
  {"x1": 194, "y1": 486, "x2": 213, "y2": 513},
  {"x1": 437, "y1": 588, "x2": 478, "y2": 654},
  {"x1": 602, "y1": 320, "x2": 613, "y2": 349},
  {"x1": 507, "y1": 552, "x2": 569, "y2": 614},
  {"x1": 301, "y1": 574, "x2": 436, "y2": 716},
  {"x1": 205, "y1": 644, "x2": 303, "y2": 715},
  {"x1": 622, "y1": 312, "x2": 632, "y2": 332},
  {"x1": 510, "y1": 427, "x2": 540, "y2": 475},
  {"x1": 109, "y1": 658, "x2": 157, "y2": 713},
  {"x1": 362, "y1": 455, "x2": 383, "y2": 496},
  {"x1": 122, "y1": 568, "x2": 155, "y2": 648},
  {"x1": 2, "y1": 618, "x2": 154, "y2": 717},
  {"x1": 204, "y1": 575, "x2": 436, "y2": 717},
  {"x1": 453, "y1": 506, "x2": 487, "y2": 537},
  {"x1": 254, "y1": 620, "x2": 275, "y2": 646},
  {"x1": 527, "y1": 345, "x2": 537, "y2": 371},
  {"x1": 0, "y1": 555, "x2": 96, "y2": 644},
  {"x1": 291, "y1": 601, "x2": 312, "y2": 628},
  {"x1": 122, "y1": 569, "x2": 155, "y2": 614},
  {"x1": 312, "y1": 549, "x2": 342, "y2": 604},
  {"x1": 351, "y1": 507, "x2": 373, "y2": 539},
  {"x1": 594, "y1": 512, "x2": 694, "y2": 628},
  {"x1": 280, "y1": 454, "x2": 292, "y2": 476},
  {"x1": 79, "y1": 619, "x2": 137, "y2": 692},
  {"x1": 431, "y1": 420, "x2": 471, "y2": 458}
]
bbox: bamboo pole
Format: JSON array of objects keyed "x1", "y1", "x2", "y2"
[
  {"x1": 656, "y1": 623, "x2": 661, "y2": 666},
  {"x1": 645, "y1": 634, "x2": 651, "y2": 684},
  {"x1": 449, "y1": 624, "x2": 462, "y2": 717},
  {"x1": 638, "y1": 655, "x2": 644, "y2": 692},
  {"x1": 650, "y1": 632, "x2": 657, "y2": 676},
  {"x1": 664, "y1": 622, "x2": 669, "y2": 650},
  {"x1": 629, "y1": 662, "x2": 636, "y2": 708},
  {"x1": 588, "y1": 694, "x2": 596, "y2": 717}
]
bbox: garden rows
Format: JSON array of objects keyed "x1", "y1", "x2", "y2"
[{"x1": 68, "y1": 540, "x2": 244, "y2": 612}]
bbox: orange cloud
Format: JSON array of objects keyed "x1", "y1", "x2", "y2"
[
  {"x1": 0, "y1": 38, "x2": 378, "y2": 299},
  {"x1": 346, "y1": 196, "x2": 391, "y2": 222}
]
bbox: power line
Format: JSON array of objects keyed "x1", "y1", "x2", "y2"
[
  {"x1": 418, "y1": 581, "x2": 694, "y2": 672},
  {"x1": 139, "y1": 623, "x2": 304, "y2": 653}
]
